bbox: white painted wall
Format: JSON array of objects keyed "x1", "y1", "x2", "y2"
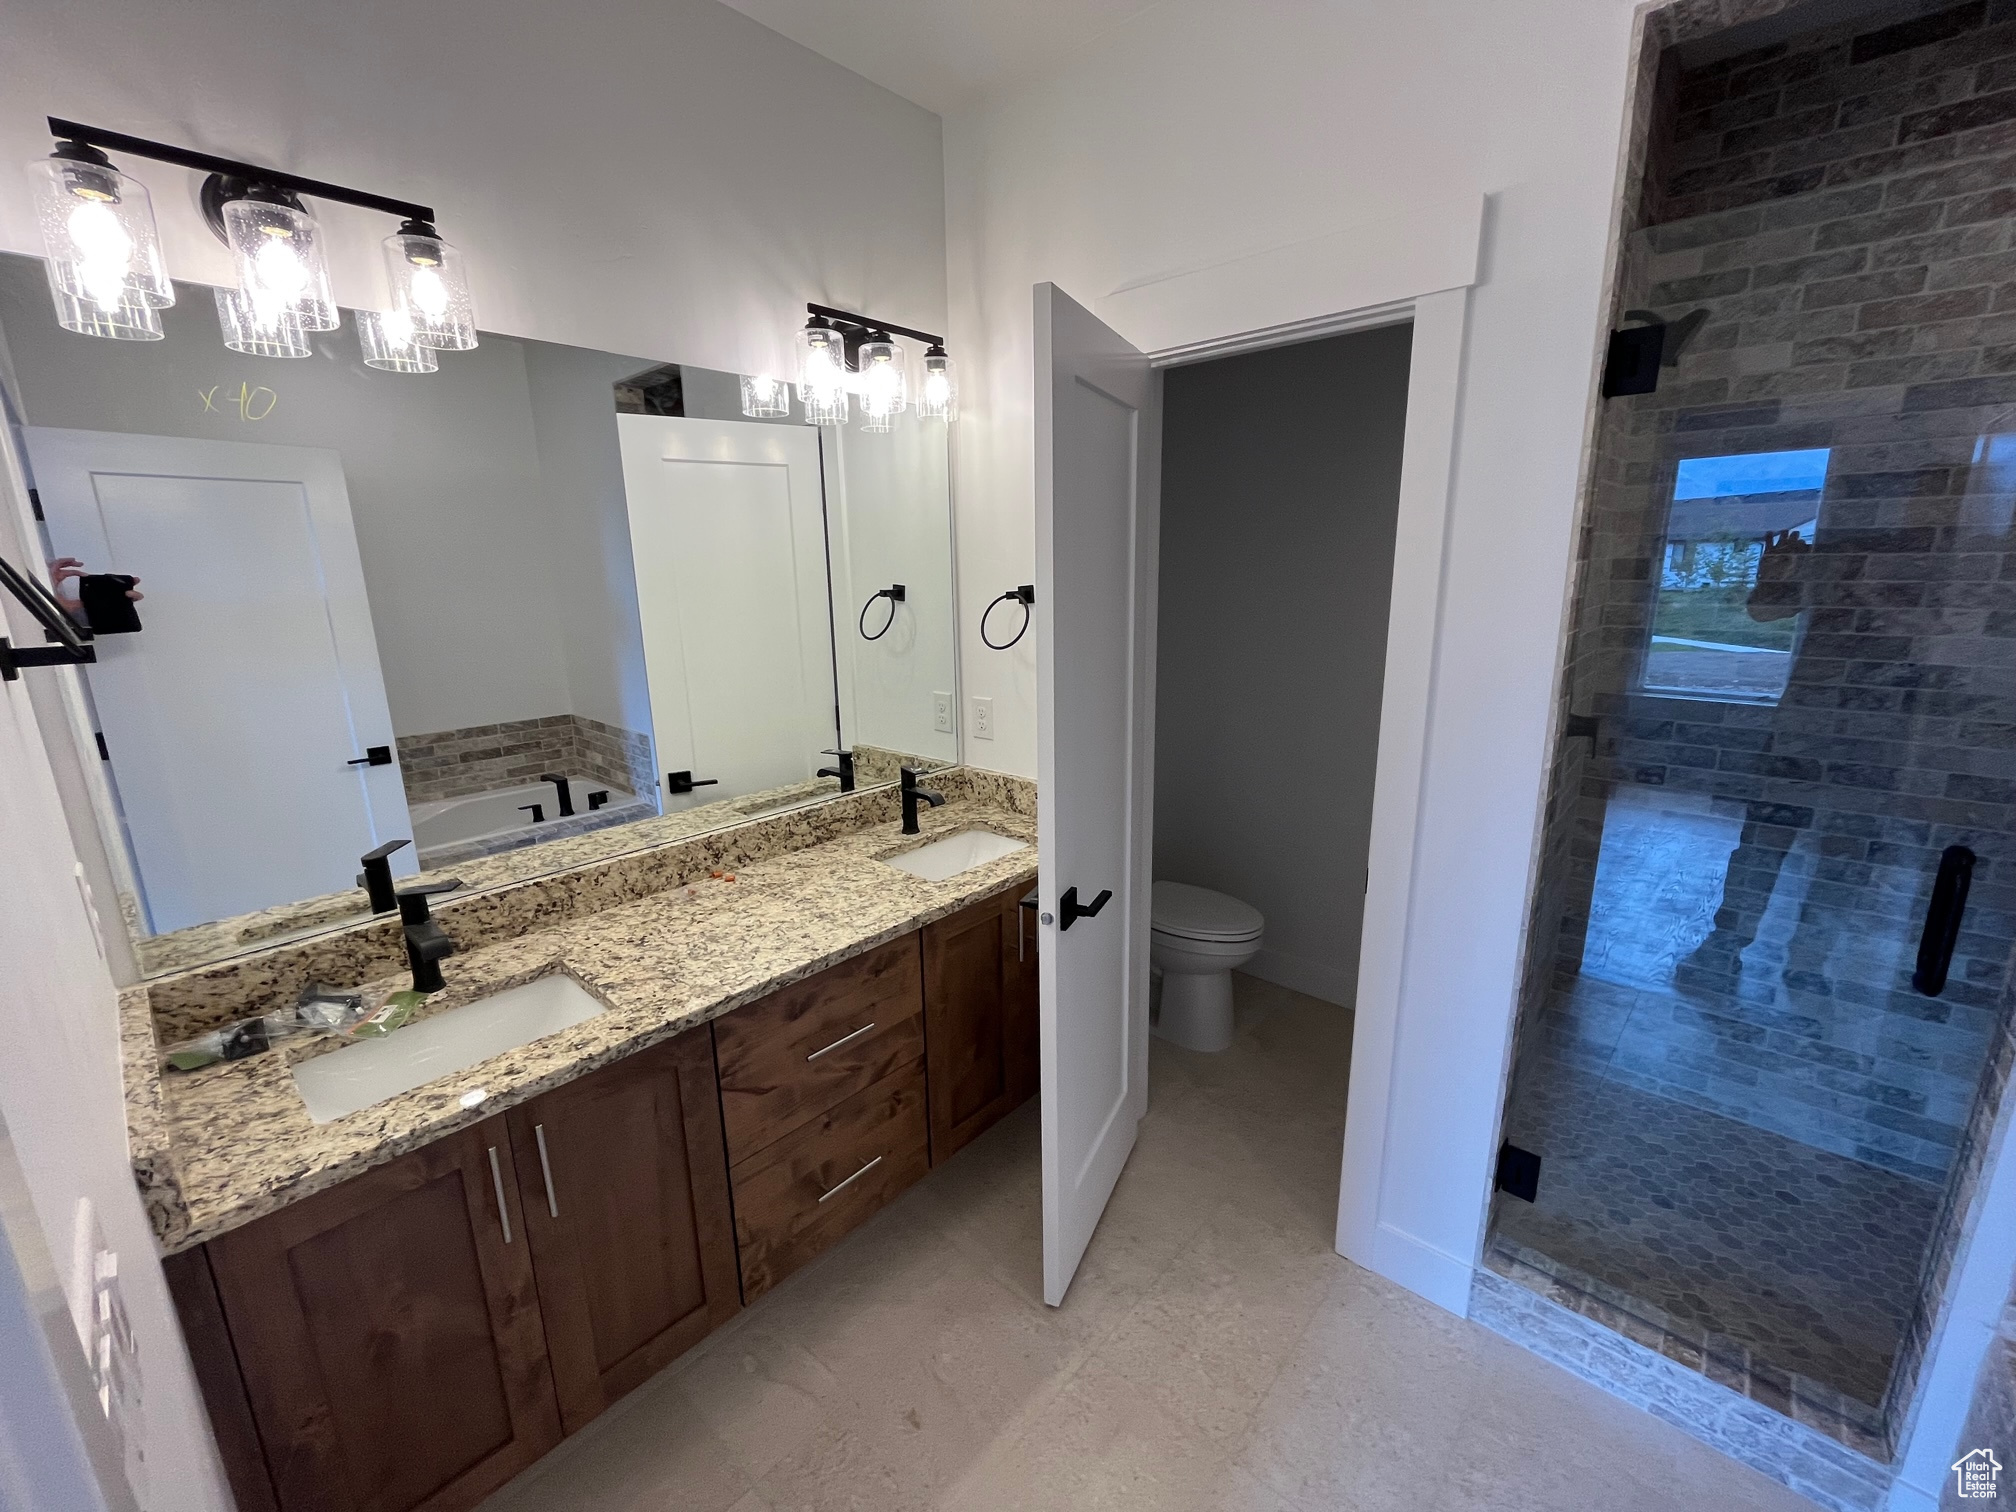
[
  {"x1": 0, "y1": 425, "x2": 231, "y2": 1509},
  {"x1": 1, "y1": 0, "x2": 946, "y2": 382},
  {"x1": 1153, "y1": 325, "x2": 1412, "y2": 1009}
]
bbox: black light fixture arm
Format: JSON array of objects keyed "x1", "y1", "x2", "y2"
[
  {"x1": 47, "y1": 118, "x2": 435, "y2": 224},
  {"x1": 805, "y1": 302, "x2": 942, "y2": 349}
]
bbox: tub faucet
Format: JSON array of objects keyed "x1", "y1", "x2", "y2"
[
  {"x1": 900, "y1": 765, "x2": 945, "y2": 835},
  {"x1": 539, "y1": 773, "x2": 576, "y2": 817},
  {"x1": 396, "y1": 880, "x2": 463, "y2": 993},
  {"x1": 818, "y1": 748, "x2": 857, "y2": 793}
]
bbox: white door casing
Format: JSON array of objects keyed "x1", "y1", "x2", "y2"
[
  {"x1": 1035, "y1": 283, "x2": 1162, "y2": 1306},
  {"x1": 616, "y1": 415, "x2": 835, "y2": 805},
  {"x1": 26, "y1": 428, "x2": 411, "y2": 935}
]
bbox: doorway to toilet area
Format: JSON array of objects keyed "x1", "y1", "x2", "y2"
[{"x1": 1144, "y1": 321, "x2": 1413, "y2": 1247}]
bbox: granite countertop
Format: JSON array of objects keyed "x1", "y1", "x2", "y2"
[{"x1": 129, "y1": 793, "x2": 1036, "y2": 1254}]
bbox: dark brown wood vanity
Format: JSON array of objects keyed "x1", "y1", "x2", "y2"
[{"x1": 162, "y1": 883, "x2": 1038, "y2": 1512}]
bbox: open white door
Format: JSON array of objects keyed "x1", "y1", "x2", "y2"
[
  {"x1": 1036, "y1": 283, "x2": 1161, "y2": 1306},
  {"x1": 26, "y1": 428, "x2": 411, "y2": 934}
]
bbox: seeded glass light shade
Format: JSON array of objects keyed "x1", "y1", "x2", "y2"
[
  {"x1": 797, "y1": 319, "x2": 849, "y2": 426},
  {"x1": 215, "y1": 284, "x2": 310, "y2": 358},
  {"x1": 856, "y1": 334, "x2": 906, "y2": 433},
  {"x1": 359, "y1": 306, "x2": 439, "y2": 372},
  {"x1": 29, "y1": 151, "x2": 172, "y2": 338},
  {"x1": 224, "y1": 197, "x2": 337, "y2": 333},
  {"x1": 918, "y1": 344, "x2": 957, "y2": 421},
  {"x1": 383, "y1": 223, "x2": 476, "y2": 351},
  {"x1": 740, "y1": 373, "x2": 790, "y2": 418}
]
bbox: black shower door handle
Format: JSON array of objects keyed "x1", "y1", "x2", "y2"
[
  {"x1": 1913, "y1": 845, "x2": 1976, "y2": 997},
  {"x1": 1058, "y1": 886, "x2": 1112, "y2": 931}
]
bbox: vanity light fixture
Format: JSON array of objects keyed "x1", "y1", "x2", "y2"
[
  {"x1": 28, "y1": 136, "x2": 173, "y2": 340},
  {"x1": 739, "y1": 373, "x2": 790, "y2": 417},
  {"x1": 358, "y1": 305, "x2": 439, "y2": 373},
  {"x1": 797, "y1": 315, "x2": 850, "y2": 426},
  {"x1": 856, "y1": 332, "x2": 906, "y2": 432},
  {"x1": 29, "y1": 119, "x2": 478, "y2": 371},
  {"x1": 917, "y1": 343, "x2": 957, "y2": 421},
  {"x1": 792, "y1": 304, "x2": 952, "y2": 430},
  {"x1": 214, "y1": 284, "x2": 310, "y2": 359}
]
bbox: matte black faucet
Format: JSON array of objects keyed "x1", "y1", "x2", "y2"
[
  {"x1": 396, "y1": 880, "x2": 463, "y2": 993},
  {"x1": 818, "y1": 748, "x2": 857, "y2": 793},
  {"x1": 539, "y1": 773, "x2": 576, "y2": 817},
  {"x1": 356, "y1": 838, "x2": 411, "y2": 915},
  {"x1": 900, "y1": 765, "x2": 945, "y2": 836}
]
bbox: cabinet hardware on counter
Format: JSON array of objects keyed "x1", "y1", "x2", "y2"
[
  {"x1": 806, "y1": 1022, "x2": 877, "y2": 1062},
  {"x1": 534, "y1": 1124, "x2": 560, "y2": 1218},
  {"x1": 488, "y1": 1145, "x2": 513, "y2": 1243},
  {"x1": 818, "y1": 1154, "x2": 883, "y2": 1203}
]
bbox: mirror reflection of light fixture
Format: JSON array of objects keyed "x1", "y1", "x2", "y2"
[
  {"x1": 798, "y1": 316, "x2": 850, "y2": 426},
  {"x1": 223, "y1": 193, "x2": 337, "y2": 332},
  {"x1": 917, "y1": 343, "x2": 957, "y2": 421},
  {"x1": 28, "y1": 138, "x2": 172, "y2": 340},
  {"x1": 29, "y1": 119, "x2": 479, "y2": 374},
  {"x1": 214, "y1": 284, "x2": 310, "y2": 358},
  {"x1": 856, "y1": 332, "x2": 906, "y2": 433},
  {"x1": 358, "y1": 306, "x2": 439, "y2": 372},
  {"x1": 382, "y1": 221, "x2": 476, "y2": 350},
  {"x1": 740, "y1": 373, "x2": 790, "y2": 417}
]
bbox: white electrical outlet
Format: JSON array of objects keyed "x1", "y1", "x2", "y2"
[
  {"x1": 971, "y1": 696, "x2": 995, "y2": 740},
  {"x1": 932, "y1": 691, "x2": 955, "y2": 734}
]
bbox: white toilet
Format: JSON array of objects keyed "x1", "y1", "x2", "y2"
[{"x1": 1149, "y1": 881, "x2": 1264, "y2": 1052}]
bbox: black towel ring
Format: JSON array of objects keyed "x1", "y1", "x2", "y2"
[
  {"x1": 859, "y1": 583, "x2": 905, "y2": 641},
  {"x1": 981, "y1": 585, "x2": 1035, "y2": 650}
]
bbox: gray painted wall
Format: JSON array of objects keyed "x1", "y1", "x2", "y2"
[{"x1": 1154, "y1": 323, "x2": 1412, "y2": 1007}]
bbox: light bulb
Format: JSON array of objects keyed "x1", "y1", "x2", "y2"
[
  {"x1": 797, "y1": 319, "x2": 849, "y2": 426},
  {"x1": 215, "y1": 285, "x2": 310, "y2": 358},
  {"x1": 857, "y1": 334, "x2": 906, "y2": 433},
  {"x1": 224, "y1": 196, "x2": 337, "y2": 331},
  {"x1": 918, "y1": 344, "x2": 957, "y2": 421},
  {"x1": 359, "y1": 306, "x2": 439, "y2": 373},
  {"x1": 382, "y1": 222, "x2": 477, "y2": 350},
  {"x1": 741, "y1": 373, "x2": 790, "y2": 417},
  {"x1": 28, "y1": 147, "x2": 172, "y2": 339}
]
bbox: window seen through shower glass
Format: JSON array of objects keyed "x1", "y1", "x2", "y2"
[{"x1": 1640, "y1": 449, "x2": 1826, "y2": 704}]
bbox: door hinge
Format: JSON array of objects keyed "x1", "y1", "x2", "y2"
[
  {"x1": 95, "y1": 731, "x2": 109, "y2": 762},
  {"x1": 28, "y1": 488, "x2": 44, "y2": 522},
  {"x1": 1495, "y1": 1142, "x2": 1542, "y2": 1203}
]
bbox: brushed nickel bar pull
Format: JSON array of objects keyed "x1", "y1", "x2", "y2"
[
  {"x1": 817, "y1": 1154, "x2": 883, "y2": 1203},
  {"x1": 807, "y1": 1022, "x2": 876, "y2": 1062},
  {"x1": 534, "y1": 1124, "x2": 560, "y2": 1219},
  {"x1": 487, "y1": 1145, "x2": 512, "y2": 1244}
]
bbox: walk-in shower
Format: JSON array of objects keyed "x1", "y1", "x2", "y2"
[{"x1": 1495, "y1": 0, "x2": 2016, "y2": 1456}]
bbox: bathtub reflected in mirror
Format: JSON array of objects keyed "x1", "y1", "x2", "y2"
[{"x1": 0, "y1": 250, "x2": 958, "y2": 977}]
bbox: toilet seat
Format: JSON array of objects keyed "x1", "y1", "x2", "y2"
[{"x1": 1151, "y1": 881, "x2": 1263, "y2": 943}]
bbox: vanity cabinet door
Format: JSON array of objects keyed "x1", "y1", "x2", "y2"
[
  {"x1": 504, "y1": 1028, "x2": 740, "y2": 1433},
  {"x1": 206, "y1": 1118, "x2": 562, "y2": 1512},
  {"x1": 922, "y1": 886, "x2": 1041, "y2": 1162}
]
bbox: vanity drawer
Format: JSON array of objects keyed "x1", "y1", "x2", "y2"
[
  {"x1": 714, "y1": 934, "x2": 925, "y2": 1163},
  {"x1": 729, "y1": 1061, "x2": 929, "y2": 1300}
]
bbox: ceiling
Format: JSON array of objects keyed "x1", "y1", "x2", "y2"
[{"x1": 715, "y1": 0, "x2": 1164, "y2": 114}]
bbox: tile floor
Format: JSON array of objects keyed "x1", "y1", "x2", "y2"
[{"x1": 477, "y1": 975, "x2": 1816, "y2": 1512}]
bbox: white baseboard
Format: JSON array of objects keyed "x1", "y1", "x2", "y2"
[
  {"x1": 1350, "y1": 1220, "x2": 1475, "y2": 1317},
  {"x1": 1246, "y1": 947, "x2": 1355, "y2": 1008}
]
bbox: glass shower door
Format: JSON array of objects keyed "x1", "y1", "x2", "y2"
[{"x1": 1496, "y1": 345, "x2": 2016, "y2": 1420}]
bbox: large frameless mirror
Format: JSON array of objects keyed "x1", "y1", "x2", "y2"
[{"x1": 0, "y1": 250, "x2": 958, "y2": 976}]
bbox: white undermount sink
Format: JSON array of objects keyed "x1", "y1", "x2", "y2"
[
  {"x1": 881, "y1": 828, "x2": 1029, "y2": 883},
  {"x1": 291, "y1": 974, "x2": 606, "y2": 1125}
]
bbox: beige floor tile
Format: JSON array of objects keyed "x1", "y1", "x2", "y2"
[{"x1": 484, "y1": 972, "x2": 1827, "y2": 1512}]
